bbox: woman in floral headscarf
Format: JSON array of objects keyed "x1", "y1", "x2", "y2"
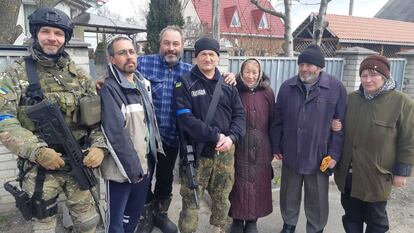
[{"x1": 229, "y1": 58, "x2": 275, "y2": 233}]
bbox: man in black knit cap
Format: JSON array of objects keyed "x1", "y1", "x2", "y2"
[
  {"x1": 174, "y1": 37, "x2": 245, "y2": 233},
  {"x1": 270, "y1": 44, "x2": 347, "y2": 233}
]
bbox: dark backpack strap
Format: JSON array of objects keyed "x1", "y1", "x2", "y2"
[
  {"x1": 204, "y1": 77, "x2": 223, "y2": 124},
  {"x1": 32, "y1": 166, "x2": 46, "y2": 201},
  {"x1": 195, "y1": 77, "x2": 223, "y2": 156},
  {"x1": 24, "y1": 56, "x2": 44, "y2": 101},
  {"x1": 31, "y1": 166, "x2": 58, "y2": 219}
]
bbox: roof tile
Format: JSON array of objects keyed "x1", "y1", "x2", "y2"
[{"x1": 325, "y1": 14, "x2": 414, "y2": 44}]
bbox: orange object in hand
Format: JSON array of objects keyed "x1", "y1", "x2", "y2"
[{"x1": 320, "y1": 155, "x2": 332, "y2": 172}]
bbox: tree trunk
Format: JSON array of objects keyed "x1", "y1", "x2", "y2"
[
  {"x1": 314, "y1": 0, "x2": 330, "y2": 45},
  {"x1": 349, "y1": 0, "x2": 354, "y2": 15},
  {"x1": 250, "y1": 0, "x2": 291, "y2": 56},
  {"x1": 283, "y1": 0, "x2": 293, "y2": 57},
  {"x1": 212, "y1": 0, "x2": 220, "y2": 41},
  {"x1": 0, "y1": 0, "x2": 23, "y2": 44}
]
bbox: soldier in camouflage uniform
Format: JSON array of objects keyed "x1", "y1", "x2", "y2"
[
  {"x1": 174, "y1": 37, "x2": 245, "y2": 233},
  {"x1": 0, "y1": 7, "x2": 107, "y2": 233}
]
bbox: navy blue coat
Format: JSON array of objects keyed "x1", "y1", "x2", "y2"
[
  {"x1": 174, "y1": 66, "x2": 246, "y2": 156},
  {"x1": 270, "y1": 72, "x2": 347, "y2": 174}
]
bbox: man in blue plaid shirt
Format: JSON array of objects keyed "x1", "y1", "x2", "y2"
[
  {"x1": 136, "y1": 25, "x2": 189, "y2": 233},
  {"x1": 136, "y1": 26, "x2": 235, "y2": 233}
]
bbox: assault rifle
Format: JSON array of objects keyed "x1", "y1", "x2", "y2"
[
  {"x1": 26, "y1": 100, "x2": 104, "y2": 223},
  {"x1": 179, "y1": 129, "x2": 199, "y2": 207},
  {"x1": 27, "y1": 100, "x2": 97, "y2": 190}
]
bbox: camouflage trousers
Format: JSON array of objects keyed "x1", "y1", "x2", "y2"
[
  {"x1": 22, "y1": 166, "x2": 99, "y2": 233},
  {"x1": 178, "y1": 146, "x2": 235, "y2": 233}
]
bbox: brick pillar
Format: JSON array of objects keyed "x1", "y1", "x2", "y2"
[
  {"x1": 66, "y1": 39, "x2": 91, "y2": 75},
  {"x1": 217, "y1": 48, "x2": 229, "y2": 73},
  {"x1": 397, "y1": 49, "x2": 414, "y2": 99},
  {"x1": 336, "y1": 47, "x2": 377, "y2": 93}
]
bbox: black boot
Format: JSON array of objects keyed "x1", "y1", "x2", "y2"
[
  {"x1": 230, "y1": 219, "x2": 244, "y2": 233},
  {"x1": 153, "y1": 198, "x2": 178, "y2": 233},
  {"x1": 244, "y1": 219, "x2": 258, "y2": 233},
  {"x1": 280, "y1": 223, "x2": 296, "y2": 233},
  {"x1": 135, "y1": 202, "x2": 154, "y2": 233}
]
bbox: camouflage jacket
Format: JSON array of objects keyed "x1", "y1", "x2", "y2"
[{"x1": 0, "y1": 48, "x2": 107, "y2": 163}]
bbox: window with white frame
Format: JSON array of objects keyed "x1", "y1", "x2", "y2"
[
  {"x1": 258, "y1": 14, "x2": 269, "y2": 29},
  {"x1": 230, "y1": 11, "x2": 241, "y2": 27}
]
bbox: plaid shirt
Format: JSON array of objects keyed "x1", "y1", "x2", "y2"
[{"x1": 138, "y1": 54, "x2": 192, "y2": 147}]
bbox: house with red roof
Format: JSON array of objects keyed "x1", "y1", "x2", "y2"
[
  {"x1": 182, "y1": 0, "x2": 285, "y2": 56},
  {"x1": 293, "y1": 13, "x2": 414, "y2": 57}
]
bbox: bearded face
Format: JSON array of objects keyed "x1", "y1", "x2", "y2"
[
  {"x1": 159, "y1": 29, "x2": 183, "y2": 66},
  {"x1": 109, "y1": 39, "x2": 137, "y2": 75},
  {"x1": 298, "y1": 63, "x2": 321, "y2": 84}
]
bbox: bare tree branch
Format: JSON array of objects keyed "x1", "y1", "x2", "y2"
[
  {"x1": 251, "y1": 0, "x2": 292, "y2": 56},
  {"x1": 251, "y1": 0, "x2": 286, "y2": 20},
  {"x1": 251, "y1": 0, "x2": 331, "y2": 56},
  {"x1": 0, "y1": 0, "x2": 23, "y2": 44},
  {"x1": 313, "y1": 0, "x2": 331, "y2": 45}
]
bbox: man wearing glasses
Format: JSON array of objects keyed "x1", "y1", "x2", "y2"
[{"x1": 99, "y1": 36, "x2": 164, "y2": 233}]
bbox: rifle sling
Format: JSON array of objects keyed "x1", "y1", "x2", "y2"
[
  {"x1": 24, "y1": 56, "x2": 44, "y2": 101},
  {"x1": 195, "y1": 77, "x2": 223, "y2": 156},
  {"x1": 32, "y1": 167, "x2": 58, "y2": 205},
  {"x1": 23, "y1": 57, "x2": 58, "y2": 209}
]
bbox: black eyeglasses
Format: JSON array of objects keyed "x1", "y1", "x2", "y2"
[{"x1": 114, "y1": 49, "x2": 136, "y2": 56}]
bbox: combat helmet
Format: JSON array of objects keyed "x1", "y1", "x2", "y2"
[{"x1": 28, "y1": 7, "x2": 74, "y2": 41}]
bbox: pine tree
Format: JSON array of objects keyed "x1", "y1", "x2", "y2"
[{"x1": 145, "y1": 0, "x2": 184, "y2": 54}]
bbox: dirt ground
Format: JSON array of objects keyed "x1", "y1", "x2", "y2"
[{"x1": 1, "y1": 176, "x2": 413, "y2": 233}]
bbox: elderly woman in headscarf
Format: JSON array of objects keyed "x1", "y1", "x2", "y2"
[
  {"x1": 334, "y1": 55, "x2": 414, "y2": 233},
  {"x1": 229, "y1": 58, "x2": 275, "y2": 233}
]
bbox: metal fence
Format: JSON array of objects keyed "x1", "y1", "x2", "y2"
[
  {"x1": 389, "y1": 58, "x2": 406, "y2": 90},
  {"x1": 0, "y1": 45, "x2": 408, "y2": 92},
  {"x1": 229, "y1": 57, "x2": 406, "y2": 92},
  {"x1": 0, "y1": 45, "x2": 29, "y2": 73}
]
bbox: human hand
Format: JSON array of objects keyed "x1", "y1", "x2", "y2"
[
  {"x1": 274, "y1": 153, "x2": 283, "y2": 160},
  {"x1": 95, "y1": 78, "x2": 106, "y2": 90},
  {"x1": 392, "y1": 176, "x2": 407, "y2": 188},
  {"x1": 36, "y1": 148, "x2": 65, "y2": 170},
  {"x1": 328, "y1": 158, "x2": 337, "y2": 169},
  {"x1": 331, "y1": 119, "x2": 342, "y2": 132},
  {"x1": 216, "y1": 135, "x2": 233, "y2": 152},
  {"x1": 83, "y1": 147, "x2": 105, "y2": 168},
  {"x1": 223, "y1": 72, "x2": 237, "y2": 86}
]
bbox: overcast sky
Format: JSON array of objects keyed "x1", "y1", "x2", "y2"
[
  {"x1": 95, "y1": 0, "x2": 389, "y2": 29},
  {"x1": 283, "y1": 0, "x2": 389, "y2": 28}
]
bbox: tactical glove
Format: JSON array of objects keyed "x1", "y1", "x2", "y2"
[
  {"x1": 36, "y1": 148, "x2": 65, "y2": 170},
  {"x1": 83, "y1": 147, "x2": 105, "y2": 168}
]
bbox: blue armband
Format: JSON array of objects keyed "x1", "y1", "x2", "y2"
[
  {"x1": 176, "y1": 109, "x2": 191, "y2": 116},
  {"x1": 0, "y1": 114, "x2": 15, "y2": 121}
]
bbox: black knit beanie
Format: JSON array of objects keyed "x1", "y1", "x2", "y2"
[
  {"x1": 194, "y1": 37, "x2": 220, "y2": 57},
  {"x1": 297, "y1": 44, "x2": 325, "y2": 68}
]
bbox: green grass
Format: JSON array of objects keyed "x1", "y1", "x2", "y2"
[
  {"x1": 0, "y1": 214, "x2": 10, "y2": 225},
  {"x1": 273, "y1": 175, "x2": 281, "y2": 186}
]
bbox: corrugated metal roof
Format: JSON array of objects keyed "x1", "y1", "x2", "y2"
[
  {"x1": 73, "y1": 12, "x2": 146, "y2": 34},
  {"x1": 375, "y1": 0, "x2": 414, "y2": 23}
]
